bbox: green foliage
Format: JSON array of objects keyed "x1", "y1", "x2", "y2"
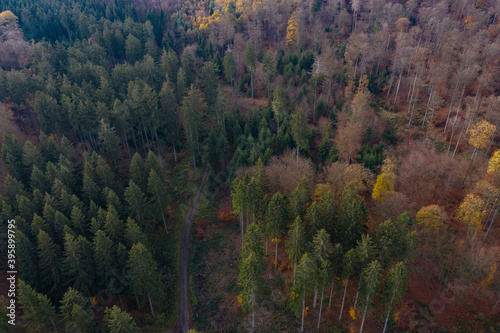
[
  {"x1": 18, "y1": 280, "x2": 57, "y2": 332},
  {"x1": 104, "y1": 305, "x2": 139, "y2": 333}
]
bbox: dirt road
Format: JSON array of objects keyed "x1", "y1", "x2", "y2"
[{"x1": 178, "y1": 165, "x2": 209, "y2": 333}]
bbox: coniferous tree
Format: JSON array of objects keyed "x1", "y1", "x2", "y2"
[
  {"x1": 104, "y1": 305, "x2": 139, "y2": 333},
  {"x1": 147, "y1": 169, "x2": 169, "y2": 234},
  {"x1": 293, "y1": 252, "x2": 315, "y2": 332},
  {"x1": 129, "y1": 152, "x2": 148, "y2": 191},
  {"x1": 339, "y1": 249, "x2": 356, "y2": 321},
  {"x1": 18, "y1": 280, "x2": 57, "y2": 332},
  {"x1": 17, "y1": 230, "x2": 39, "y2": 289},
  {"x1": 125, "y1": 218, "x2": 148, "y2": 247},
  {"x1": 37, "y1": 230, "x2": 63, "y2": 298},
  {"x1": 382, "y1": 262, "x2": 407, "y2": 333},
  {"x1": 93, "y1": 230, "x2": 116, "y2": 287},
  {"x1": 238, "y1": 223, "x2": 265, "y2": 329},
  {"x1": 359, "y1": 260, "x2": 383, "y2": 333},
  {"x1": 286, "y1": 216, "x2": 305, "y2": 285},
  {"x1": 60, "y1": 287, "x2": 97, "y2": 333},
  {"x1": 63, "y1": 233, "x2": 94, "y2": 294},
  {"x1": 127, "y1": 243, "x2": 164, "y2": 315},
  {"x1": 289, "y1": 176, "x2": 311, "y2": 220},
  {"x1": 265, "y1": 192, "x2": 287, "y2": 268},
  {"x1": 124, "y1": 180, "x2": 150, "y2": 233}
]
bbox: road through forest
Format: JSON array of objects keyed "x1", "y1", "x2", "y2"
[{"x1": 178, "y1": 165, "x2": 209, "y2": 333}]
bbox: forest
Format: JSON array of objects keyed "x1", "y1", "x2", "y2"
[{"x1": 0, "y1": 0, "x2": 499, "y2": 332}]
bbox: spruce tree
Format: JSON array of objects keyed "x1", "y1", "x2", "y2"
[
  {"x1": 265, "y1": 192, "x2": 287, "y2": 268},
  {"x1": 104, "y1": 305, "x2": 139, "y2": 333},
  {"x1": 147, "y1": 169, "x2": 169, "y2": 234},
  {"x1": 127, "y1": 243, "x2": 164, "y2": 315},
  {"x1": 37, "y1": 230, "x2": 63, "y2": 297},
  {"x1": 18, "y1": 280, "x2": 57, "y2": 332}
]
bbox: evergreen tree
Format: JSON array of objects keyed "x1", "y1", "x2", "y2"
[
  {"x1": 98, "y1": 119, "x2": 121, "y2": 164},
  {"x1": 125, "y1": 218, "x2": 148, "y2": 247},
  {"x1": 17, "y1": 230, "x2": 39, "y2": 289},
  {"x1": 70, "y1": 206, "x2": 87, "y2": 237},
  {"x1": 60, "y1": 287, "x2": 96, "y2": 333},
  {"x1": 147, "y1": 169, "x2": 169, "y2": 234},
  {"x1": 291, "y1": 108, "x2": 308, "y2": 160},
  {"x1": 338, "y1": 184, "x2": 368, "y2": 250},
  {"x1": 293, "y1": 253, "x2": 315, "y2": 332},
  {"x1": 223, "y1": 48, "x2": 235, "y2": 93},
  {"x1": 180, "y1": 85, "x2": 207, "y2": 178},
  {"x1": 18, "y1": 280, "x2": 57, "y2": 332},
  {"x1": 105, "y1": 205, "x2": 125, "y2": 243},
  {"x1": 129, "y1": 152, "x2": 148, "y2": 191},
  {"x1": 382, "y1": 262, "x2": 407, "y2": 333},
  {"x1": 262, "y1": 50, "x2": 276, "y2": 99},
  {"x1": 124, "y1": 180, "x2": 150, "y2": 233},
  {"x1": 289, "y1": 176, "x2": 311, "y2": 219},
  {"x1": 244, "y1": 41, "x2": 257, "y2": 99},
  {"x1": 104, "y1": 305, "x2": 139, "y2": 333},
  {"x1": 238, "y1": 223, "x2": 265, "y2": 329},
  {"x1": 127, "y1": 243, "x2": 164, "y2": 315},
  {"x1": 93, "y1": 230, "x2": 116, "y2": 287},
  {"x1": 37, "y1": 230, "x2": 63, "y2": 297},
  {"x1": 63, "y1": 233, "x2": 94, "y2": 294},
  {"x1": 286, "y1": 216, "x2": 305, "y2": 284},
  {"x1": 265, "y1": 192, "x2": 287, "y2": 268},
  {"x1": 200, "y1": 61, "x2": 220, "y2": 125},
  {"x1": 359, "y1": 260, "x2": 383, "y2": 333}
]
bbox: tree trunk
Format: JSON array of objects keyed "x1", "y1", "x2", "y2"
[
  {"x1": 317, "y1": 284, "x2": 325, "y2": 329},
  {"x1": 394, "y1": 72, "x2": 402, "y2": 105},
  {"x1": 240, "y1": 214, "x2": 244, "y2": 243},
  {"x1": 422, "y1": 86, "x2": 433, "y2": 128},
  {"x1": 328, "y1": 279, "x2": 335, "y2": 308},
  {"x1": 494, "y1": 292, "x2": 500, "y2": 308},
  {"x1": 193, "y1": 154, "x2": 197, "y2": 180},
  {"x1": 173, "y1": 142, "x2": 177, "y2": 162},
  {"x1": 297, "y1": 144, "x2": 299, "y2": 161},
  {"x1": 123, "y1": 132, "x2": 132, "y2": 161},
  {"x1": 444, "y1": 80, "x2": 460, "y2": 133},
  {"x1": 251, "y1": 68, "x2": 254, "y2": 100},
  {"x1": 275, "y1": 230, "x2": 278, "y2": 268},
  {"x1": 382, "y1": 281, "x2": 398, "y2": 333},
  {"x1": 301, "y1": 291, "x2": 305, "y2": 332},
  {"x1": 353, "y1": 285, "x2": 360, "y2": 309},
  {"x1": 359, "y1": 294, "x2": 371, "y2": 333},
  {"x1": 484, "y1": 205, "x2": 498, "y2": 241},
  {"x1": 339, "y1": 279, "x2": 348, "y2": 321},
  {"x1": 147, "y1": 291, "x2": 154, "y2": 315},
  {"x1": 313, "y1": 288, "x2": 318, "y2": 308}
]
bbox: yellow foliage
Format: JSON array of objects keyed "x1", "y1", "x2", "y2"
[
  {"x1": 481, "y1": 264, "x2": 497, "y2": 288},
  {"x1": 468, "y1": 120, "x2": 496, "y2": 149},
  {"x1": 0, "y1": 10, "x2": 18, "y2": 24},
  {"x1": 91, "y1": 296, "x2": 99, "y2": 305},
  {"x1": 416, "y1": 205, "x2": 447, "y2": 232},
  {"x1": 290, "y1": 291, "x2": 299, "y2": 300},
  {"x1": 487, "y1": 150, "x2": 500, "y2": 174},
  {"x1": 395, "y1": 17, "x2": 410, "y2": 32},
  {"x1": 313, "y1": 183, "x2": 331, "y2": 201},
  {"x1": 394, "y1": 311, "x2": 400, "y2": 322},
  {"x1": 286, "y1": 11, "x2": 298, "y2": 47},
  {"x1": 271, "y1": 238, "x2": 280, "y2": 243},
  {"x1": 349, "y1": 306, "x2": 357, "y2": 320},
  {"x1": 372, "y1": 158, "x2": 396, "y2": 203},
  {"x1": 304, "y1": 306, "x2": 310, "y2": 316},
  {"x1": 237, "y1": 295, "x2": 243, "y2": 304},
  {"x1": 456, "y1": 193, "x2": 486, "y2": 234}
]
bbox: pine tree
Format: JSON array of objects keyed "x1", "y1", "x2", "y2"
[
  {"x1": 127, "y1": 243, "x2": 164, "y2": 315},
  {"x1": 147, "y1": 169, "x2": 169, "y2": 234},
  {"x1": 312, "y1": 229, "x2": 333, "y2": 313},
  {"x1": 359, "y1": 260, "x2": 383, "y2": 333},
  {"x1": 17, "y1": 230, "x2": 39, "y2": 289},
  {"x1": 293, "y1": 253, "x2": 315, "y2": 332},
  {"x1": 265, "y1": 192, "x2": 287, "y2": 268},
  {"x1": 125, "y1": 218, "x2": 148, "y2": 247},
  {"x1": 382, "y1": 262, "x2": 407, "y2": 333},
  {"x1": 338, "y1": 184, "x2": 368, "y2": 249},
  {"x1": 289, "y1": 176, "x2": 311, "y2": 219},
  {"x1": 286, "y1": 216, "x2": 305, "y2": 285},
  {"x1": 239, "y1": 223, "x2": 265, "y2": 329},
  {"x1": 231, "y1": 177, "x2": 246, "y2": 242},
  {"x1": 223, "y1": 48, "x2": 235, "y2": 93},
  {"x1": 272, "y1": 86, "x2": 284, "y2": 134},
  {"x1": 291, "y1": 108, "x2": 308, "y2": 160},
  {"x1": 30, "y1": 165, "x2": 50, "y2": 193},
  {"x1": 18, "y1": 280, "x2": 57, "y2": 331},
  {"x1": 70, "y1": 206, "x2": 87, "y2": 237},
  {"x1": 22, "y1": 140, "x2": 44, "y2": 170},
  {"x1": 181, "y1": 85, "x2": 207, "y2": 179},
  {"x1": 125, "y1": 180, "x2": 150, "y2": 233},
  {"x1": 37, "y1": 230, "x2": 63, "y2": 297},
  {"x1": 105, "y1": 205, "x2": 125, "y2": 243},
  {"x1": 60, "y1": 287, "x2": 96, "y2": 333},
  {"x1": 98, "y1": 119, "x2": 121, "y2": 164},
  {"x1": 104, "y1": 305, "x2": 139, "y2": 333},
  {"x1": 339, "y1": 249, "x2": 356, "y2": 321},
  {"x1": 200, "y1": 61, "x2": 220, "y2": 125},
  {"x1": 93, "y1": 230, "x2": 116, "y2": 287},
  {"x1": 63, "y1": 233, "x2": 94, "y2": 294},
  {"x1": 262, "y1": 50, "x2": 276, "y2": 99},
  {"x1": 129, "y1": 152, "x2": 148, "y2": 191}
]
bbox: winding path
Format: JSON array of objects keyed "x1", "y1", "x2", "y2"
[{"x1": 178, "y1": 165, "x2": 209, "y2": 333}]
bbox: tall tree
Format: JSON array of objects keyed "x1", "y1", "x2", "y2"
[
  {"x1": 239, "y1": 223, "x2": 265, "y2": 329},
  {"x1": 60, "y1": 287, "x2": 96, "y2": 333},
  {"x1": 244, "y1": 41, "x2": 257, "y2": 100},
  {"x1": 286, "y1": 216, "x2": 305, "y2": 285},
  {"x1": 200, "y1": 61, "x2": 220, "y2": 126},
  {"x1": 37, "y1": 230, "x2": 63, "y2": 298},
  {"x1": 382, "y1": 262, "x2": 407, "y2": 333},
  {"x1": 272, "y1": 86, "x2": 285, "y2": 134},
  {"x1": 124, "y1": 180, "x2": 150, "y2": 233},
  {"x1": 127, "y1": 243, "x2": 164, "y2": 315},
  {"x1": 147, "y1": 169, "x2": 169, "y2": 234},
  {"x1": 265, "y1": 192, "x2": 288, "y2": 268},
  {"x1": 291, "y1": 108, "x2": 308, "y2": 160},
  {"x1": 180, "y1": 85, "x2": 207, "y2": 179},
  {"x1": 293, "y1": 253, "x2": 315, "y2": 332},
  {"x1": 104, "y1": 305, "x2": 139, "y2": 333},
  {"x1": 262, "y1": 50, "x2": 276, "y2": 99},
  {"x1": 18, "y1": 280, "x2": 57, "y2": 332},
  {"x1": 359, "y1": 260, "x2": 383, "y2": 333}
]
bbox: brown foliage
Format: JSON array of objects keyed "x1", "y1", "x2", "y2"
[
  {"x1": 0, "y1": 12, "x2": 30, "y2": 69},
  {"x1": 265, "y1": 149, "x2": 315, "y2": 195},
  {"x1": 320, "y1": 162, "x2": 373, "y2": 199}
]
